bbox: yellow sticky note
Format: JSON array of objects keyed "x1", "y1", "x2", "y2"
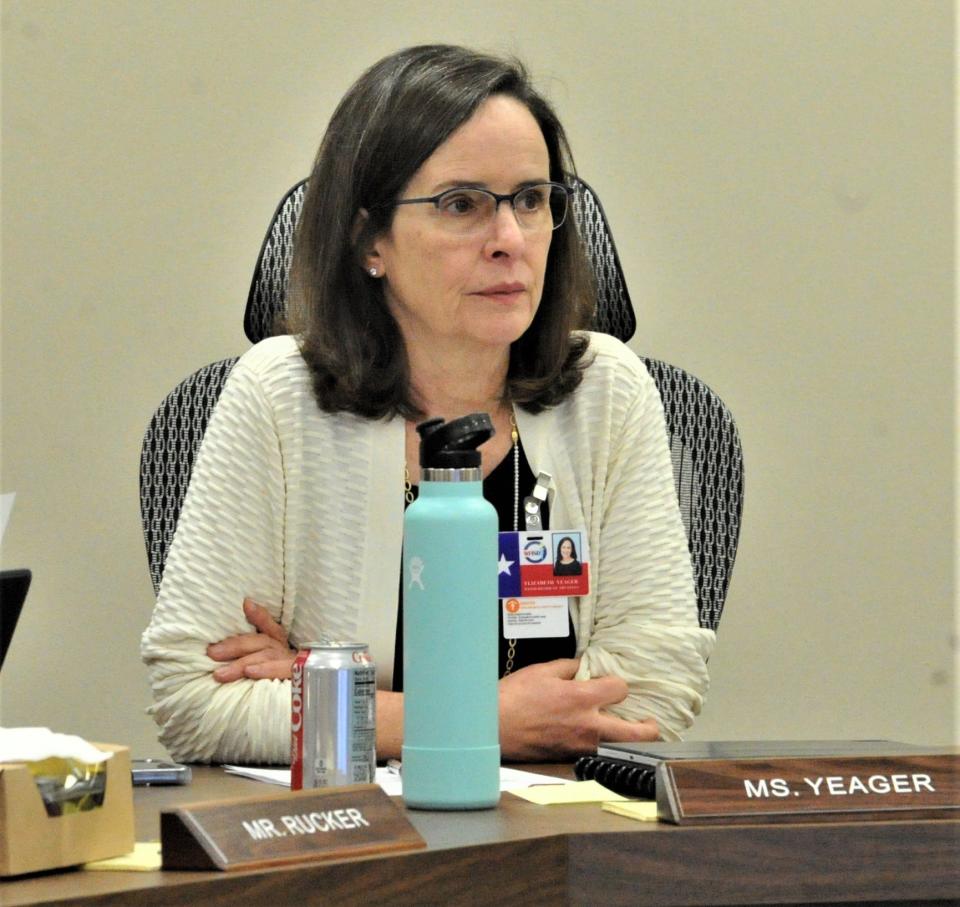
[
  {"x1": 509, "y1": 780, "x2": 629, "y2": 804},
  {"x1": 602, "y1": 799, "x2": 660, "y2": 822},
  {"x1": 84, "y1": 842, "x2": 163, "y2": 871}
]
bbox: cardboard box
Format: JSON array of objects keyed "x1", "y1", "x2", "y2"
[{"x1": 0, "y1": 743, "x2": 134, "y2": 877}]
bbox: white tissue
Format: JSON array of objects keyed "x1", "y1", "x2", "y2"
[{"x1": 0, "y1": 727, "x2": 112, "y2": 764}]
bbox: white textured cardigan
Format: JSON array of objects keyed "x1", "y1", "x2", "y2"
[{"x1": 142, "y1": 332, "x2": 715, "y2": 763}]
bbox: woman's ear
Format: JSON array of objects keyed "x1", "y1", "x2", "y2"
[{"x1": 352, "y1": 208, "x2": 385, "y2": 278}]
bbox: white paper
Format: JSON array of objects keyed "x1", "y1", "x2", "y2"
[
  {"x1": 222, "y1": 764, "x2": 569, "y2": 795},
  {"x1": 498, "y1": 767, "x2": 569, "y2": 790},
  {"x1": 222, "y1": 765, "x2": 290, "y2": 785},
  {"x1": 0, "y1": 493, "x2": 15, "y2": 544}
]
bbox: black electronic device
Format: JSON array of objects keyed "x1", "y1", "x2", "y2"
[{"x1": 574, "y1": 753, "x2": 657, "y2": 799}]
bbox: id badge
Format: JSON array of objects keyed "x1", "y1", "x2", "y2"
[
  {"x1": 498, "y1": 529, "x2": 590, "y2": 598},
  {"x1": 501, "y1": 596, "x2": 570, "y2": 638}
]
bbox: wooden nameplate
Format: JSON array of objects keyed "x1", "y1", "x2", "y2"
[
  {"x1": 161, "y1": 783, "x2": 425, "y2": 871},
  {"x1": 656, "y1": 753, "x2": 959, "y2": 825}
]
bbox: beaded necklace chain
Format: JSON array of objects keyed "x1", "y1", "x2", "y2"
[{"x1": 503, "y1": 411, "x2": 520, "y2": 675}]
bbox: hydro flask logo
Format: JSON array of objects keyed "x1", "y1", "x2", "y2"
[{"x1": 409, "y1": 556, "x2": 425, "y2": 590}]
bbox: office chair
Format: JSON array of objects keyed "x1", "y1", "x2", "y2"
[{"x1": 140, "y1": 178, "x2": 743, "y2": 630}]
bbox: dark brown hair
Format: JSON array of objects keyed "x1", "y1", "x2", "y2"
[{"x1": 288, "y1": 44, "x2": 595, "y2": 419}]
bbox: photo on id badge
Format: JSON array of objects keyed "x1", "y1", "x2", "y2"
[{"x1": 552, "y1": 533, "x2": 583, "y2": 576}]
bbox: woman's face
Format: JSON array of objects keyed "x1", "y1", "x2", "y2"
[
  {"x1": 368, "y1": 95, "x2": 552, "y2": 357},
  {"x1": 559, "y1": 539, "x2": 574, "y2": 561}
]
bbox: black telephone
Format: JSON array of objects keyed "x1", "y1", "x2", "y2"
[{"x1": 573, "y1": 754, "x2": 657, "y2": 799}]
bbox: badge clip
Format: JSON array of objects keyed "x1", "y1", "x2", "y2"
[{"x1": 523, "y1": 471, "x2": 552, "y2": 531}]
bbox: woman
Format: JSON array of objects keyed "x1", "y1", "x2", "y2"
[
  {"x1": 553, "y1": 537, "x2": 582, "y2": 576},
  {"x1": 141, "y1": 45, "x2": 715, "y2": 765}
]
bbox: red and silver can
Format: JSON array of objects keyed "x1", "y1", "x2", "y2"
[{"x1": 290, "y1": 642, "x2": 376, "y2": 790}]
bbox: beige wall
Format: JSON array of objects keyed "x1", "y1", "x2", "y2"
[{"x1": 1, "y1": 0, "x2": 955, "y2": 756}]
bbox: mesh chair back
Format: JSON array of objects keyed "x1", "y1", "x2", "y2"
[
  {"x1": 641, "y1": 358, "x2": 742, "y2": 630},
  {"x1": 141, "y1": 179, "x2": 742, "y2": 630},
  {"x1": 140, "y1": 358, "x2": 238, "y2": 595}
]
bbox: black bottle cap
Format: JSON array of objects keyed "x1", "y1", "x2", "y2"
[{"x1": 417, "y1": 413, "x2": 495, "y2": 469}]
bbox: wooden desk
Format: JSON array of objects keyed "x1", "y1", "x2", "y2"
[{"x1": 3, "y1": 765, "x2": 958, "y2": 906}]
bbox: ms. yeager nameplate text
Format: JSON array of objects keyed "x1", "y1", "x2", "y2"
[
  {"x1": 161, "y1": 784, "x2": 425, "y2": 870},
  {"x1": 656, "y1": 754, "x2": 959, "y2": 825}
]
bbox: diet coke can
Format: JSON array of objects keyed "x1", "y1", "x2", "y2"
[{"x1": 290, "y1": 642, "x2": 376, "y2": 789}]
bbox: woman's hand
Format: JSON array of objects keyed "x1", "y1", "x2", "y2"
[
  {"x1": 498, "y1": 658, "x2": 659, "y2": 760},
  {"x1": 207, "y1": 598, "x2": 297, "y2": 683}
]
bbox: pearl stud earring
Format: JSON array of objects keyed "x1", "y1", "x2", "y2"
[{"x1": 368, "y1": 267, "x2": 378, "y2": 277}]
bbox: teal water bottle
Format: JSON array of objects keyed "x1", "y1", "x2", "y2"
[{"x1": 402, "y1": 413, "x2": 500, "y2": 810}]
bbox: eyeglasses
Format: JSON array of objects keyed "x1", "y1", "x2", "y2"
[{"x1": 390, "y1": 182, "x2": 573, "y2": 235}]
